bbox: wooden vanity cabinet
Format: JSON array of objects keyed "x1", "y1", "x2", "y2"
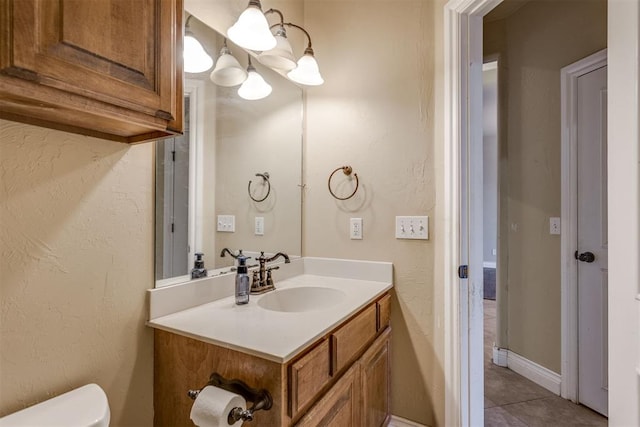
[
  {"x1": 295, "y1": 328, "x2": 391, "y2": 427},
  {"x1": 361, "y1": 328, "x2": 391, "y2": 427},
  {"x1": 0, "y1": 0, "x2": 183, "y2": 143},
  {"x1": 295, "y1": 363, "x2": 361, "y2": 427},
  {"x1": 153, "y1": 292, "x2": 391, "y2": 427}
]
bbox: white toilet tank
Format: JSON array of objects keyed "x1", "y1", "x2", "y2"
[{"x1": 0, "y1": 384, "x2": 110, "y2": 427}]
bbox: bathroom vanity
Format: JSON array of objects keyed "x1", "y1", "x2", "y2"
[{"x1": 148, "y1": 258, "x2": 392, "y2": 426}]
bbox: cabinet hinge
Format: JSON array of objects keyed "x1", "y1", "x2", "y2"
[
  {"x1": 458, "y1": 265, "x2": 468, "y2": 279},
  {"x1": 171, "y1": 223, "x2": 175, "y2": 233},
  {"x1": 171, "y1": 150, "x2": 175, "y2": 162}
]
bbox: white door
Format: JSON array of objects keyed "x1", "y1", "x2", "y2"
[
  {"x1": 577, "y1": 64, "x2": 608, "y2": 416},
  {"x1": 157, "y1": 133, "x2": 190, "y2": 279},
  {"x1": 461, "y1": 13, "x2": 486, "y2": 426}
]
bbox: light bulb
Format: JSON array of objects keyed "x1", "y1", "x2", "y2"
[
  {"x1": 287, "y1": 51, "x2": 324, "y2": 86},
  {"x1": 184, "y1": 34, "x2": 213, "y2": 73},
  {"x1": 210, "y1": 46, "x2": 248, "y2": 87},
  {"x1": 238, "y1": 66, "x2": 272, "y2": 100},
  {"x1": 258, "y1": 28, "x2": 297, "y2": 71},
  {"x1": 227, "y1": 2, "x2": 276, "y2": 52}
]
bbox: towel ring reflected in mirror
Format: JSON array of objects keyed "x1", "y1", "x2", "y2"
[
  {"x1": 248, "y1": 172, "x2": 271, "y2": 202},
  {"x1": 328, "y1": 166, "x2": 359, "y2": 200}
]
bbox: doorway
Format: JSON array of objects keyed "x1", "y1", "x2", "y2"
[{"x1": 443, "y1": 0, "x2": 618, "y2": 425}]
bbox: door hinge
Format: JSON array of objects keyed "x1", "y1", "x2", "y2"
[
  {"x1": 171, "y1": 150, "x2": 176, "y2": 162},
  {"x1": 458, "y1": 265, "x2": 469, "y2": 279},
  {"x1": 171, "y1": 223, "x2": 175, "y2": 233}
]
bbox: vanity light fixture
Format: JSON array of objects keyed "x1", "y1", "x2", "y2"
[
  {"x1": 238, "y1": 56, "x2": 272, "y2": 100},
  {"x1": 227, "y1": 0, "x2": 277, "y2": 52},
  {"x1": 284, "y1": 23, "x2": 324, "y2": 86},
  {"x1": 257, "y1": 9, "x2": 297, "y2": 71},
  {"x1": 210, "y1": 40, "x2": 248, "y2": 87},
  {"x1": 184, "y1": 16, "x2": 214, "y2": 73}
]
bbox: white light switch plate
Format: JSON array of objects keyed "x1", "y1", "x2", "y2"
[
  {"x1": 549, "y1": 217, "x2": 561, "y2": 235},
  {"x1": 217, "y1": 215, "x2": 235, "y2": 232},
  {"x1": 350, "y1": 218, "x2": 363, "y2": 240},
  {"x1": 395, "y1": 216, "x2": 428, "y2": 240},
  {"x1": 255, "y1": 217, "x2": 264, "y2": 236}
]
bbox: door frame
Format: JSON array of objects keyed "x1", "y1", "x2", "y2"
[
  {"x1": 185, "y1": 79, "x2": 205, "y2": 264},
  {"x1": 559, "y1": 48, "x2": 607, "y2": 403},
  {"x1": 443, "y1": 0, "x2": 502, "y2": 425},
  {"x1": 445, "y1": 1, "x2": 640, "y2": 425}
]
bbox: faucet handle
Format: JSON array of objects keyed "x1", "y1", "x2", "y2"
[{"x1": 266, "y1": 269, "x2": 274, "y2": 288}]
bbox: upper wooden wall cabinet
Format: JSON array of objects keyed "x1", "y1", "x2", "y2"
[{"x1": 0, "y1": 0, "x2": 183, "y2": 143}]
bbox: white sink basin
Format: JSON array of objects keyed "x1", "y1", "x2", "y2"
[{"x1": 257, "y1": 287, "x2": 346, "y2": 313}]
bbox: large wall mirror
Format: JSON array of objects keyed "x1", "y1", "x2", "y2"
[{"x1": 155, "y1": 10, "x2": 303, "y2": 287}]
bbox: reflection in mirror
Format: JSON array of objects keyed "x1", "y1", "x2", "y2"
[{"x1": 155, "y1": 18, "x2": 303, "y2": 287}]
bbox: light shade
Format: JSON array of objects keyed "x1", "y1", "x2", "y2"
[
  {"x1": 210, "y1": 46, "x2": 248, "y2": 87},
  {"x1": 287, "y1": 49, "x2": 324, "y2": 86},
  {"x1": 184, "y1": 34, "x2": 213, "y2": 73},
  {"x1": 257, "y1": 27, "x2": 296, "y2": 71},
  {"x1": 238, "y1": 63, "x2": 272, "y2": 100},
  {"x1": 227, "y1": 1, "x2": 277, "y2": 52}
]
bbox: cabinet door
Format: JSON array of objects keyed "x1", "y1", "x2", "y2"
[
  {"x1": 0, "y1": 0, "x2": 182, "y2": 141},
  {"x1": 295, "y1": 364, "x2": 360, "y2": 427},
  {"x1": 4, "y1": 0, "x2": 180, "y2": 121},
  {"x1": 361, "y1": 328, "x2": 391, "y2": 427},
  {"x1": 331, "y1": 304, "x2": 377, "y2": 375},
  {"x1": 289, "y1": 339, "x2": 332, "y2": 418}
]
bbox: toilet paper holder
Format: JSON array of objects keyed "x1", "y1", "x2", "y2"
[{"x1": 188, "y1": 372, "x2": 273, "y2": 423}]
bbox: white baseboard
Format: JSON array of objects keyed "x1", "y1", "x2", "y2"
[
  {"x1": 483, "y1": 261, "x2": 497, "y2": 269},
  {"x1": 498, "y1": 350, "x2": 561, "y2": 395},
  {"x1": 389, "y1": 415, "x2": 427, "y2": 427},
  {"x1": 492, "y1": 345, "x2": 508, "y2": 367}
]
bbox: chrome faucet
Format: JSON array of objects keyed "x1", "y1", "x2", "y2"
[{"x1": 250, "y1": 251, "x2": 290, "y2": 294}]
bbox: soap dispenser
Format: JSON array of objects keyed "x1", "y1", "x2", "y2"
[
  {"x1": 235, "y1": 252, "x2": 251, "y2": 305},
  {"x1": 191, "y1": 252, "x2": 207, "y2": 279}
]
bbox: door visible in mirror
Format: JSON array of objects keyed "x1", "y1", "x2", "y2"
[{"x1": 155, "y1": 98, "x2": 192, "y2": 280}]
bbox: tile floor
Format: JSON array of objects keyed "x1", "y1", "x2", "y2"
[{"x1": 484, "y1": 299, "x2": 608, "y2": 427}]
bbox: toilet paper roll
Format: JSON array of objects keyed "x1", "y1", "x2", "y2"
[{"x1": 190, "y1": 385, "x2": 247, "y2": 427}]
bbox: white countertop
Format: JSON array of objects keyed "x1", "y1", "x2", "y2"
[{"x1": 147, "y1": 258, "x2": 393, "y2": 363}]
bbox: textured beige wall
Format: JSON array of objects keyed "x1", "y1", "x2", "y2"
[
  {"x1": 484, "y1": 0, "x2": 607, "y2": 373},
  {"x1": 303, "y1": 1, "x2": 444, "y2": 424},
  {"x1": 0, "y1": 120, "x2": 154, "y2": 426}
]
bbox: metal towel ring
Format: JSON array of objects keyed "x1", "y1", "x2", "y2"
[
  {"x1": 248, "y1": 172, "x2": 271, "y2": 203},
  {"x1": 328, "y1": 166, "x2": 359, "y2": 200}
]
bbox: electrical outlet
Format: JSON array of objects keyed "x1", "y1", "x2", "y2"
[
  {"x1": 255, "y1": 217, "x2": 264, "y2": 236},
  {"x1": 550, "y1": 217, "x2": 561, "y2": 235},
  {"x1": 350, "y1": 218, "x2": 363, "y2": 240},
  {"x1": 395, "y1": 216, "x2": 429, "y2": 240},
  {"x1": 217, "y1": 215, "x2": 235, "y2": 232}
]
